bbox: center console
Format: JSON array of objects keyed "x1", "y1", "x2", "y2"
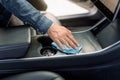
[{"x1": 26, "y1": 29, "x2": 102, "y2": 58}]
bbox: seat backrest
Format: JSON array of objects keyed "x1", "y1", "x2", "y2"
[{"x1": 27, "y1": 0, "x2": 47, "y2": 11}]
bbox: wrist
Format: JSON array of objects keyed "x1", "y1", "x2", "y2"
[{"x1": 47, "y1": 23, "x2": 55, "y2": 33}]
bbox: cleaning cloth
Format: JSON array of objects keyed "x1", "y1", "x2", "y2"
[{"x1": 52, "y1": 42, "x2": 82, "y2": 54}]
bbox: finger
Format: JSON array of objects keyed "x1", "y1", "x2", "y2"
[
  {"x1": 54, "y1": 39, "x2": 64, "y2": 50},
  {"x1": 67, "y1": 34, "x2": 79, "y2": 47},
  {"x1": 60, "y1": 37, "x2": 71, "y2": 48},
  {"x1": 67, "y1": 39, "x2": 78, "y2": 49},
  {"x1": 60, "y1": 35, "x2": 77, "y2": 49}
]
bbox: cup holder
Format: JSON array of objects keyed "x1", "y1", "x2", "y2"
[
  {"x1": 37, "y1": 36, "x2": 53, "y2": 47},
  {"x1": 37, "y1": 36, "x2": 57, "y2": 56},
  {"x1": 40, "y1": 47, "x2": 57, "y2": 56}
]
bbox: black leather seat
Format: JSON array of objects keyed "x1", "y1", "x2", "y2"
[
  {"x1": 1, "y1": 71, "x2": 65, "y2": 80},
  {"x1": 27, "y1": 0, "x2": 47, "y2": 11}
]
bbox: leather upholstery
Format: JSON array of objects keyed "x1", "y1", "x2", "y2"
[
  {"x1": 1, "y1": 71, "x2": 65, "y2": 80},
  {"x1": 8, "y1": 15, "x2": 24, "y2": 26},
  {"x1": 27, "y1": 0, "x2": 47, "y2": 11},
  {"x1": 0, "y1": 26, "x2": 31, "y2": 59}
]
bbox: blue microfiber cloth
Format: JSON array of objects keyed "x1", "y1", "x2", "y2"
[{"x1": 52, "y1": 42, "x2": 82, "y2": 54}]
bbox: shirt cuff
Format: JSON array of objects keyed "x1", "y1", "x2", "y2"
[{"x1": 37, "y1": 16, "x2": 53, "y2": 34}]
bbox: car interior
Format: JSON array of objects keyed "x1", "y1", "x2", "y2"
[{"x1": 0, "y1": 0, "x2": 120, "y2": 80}]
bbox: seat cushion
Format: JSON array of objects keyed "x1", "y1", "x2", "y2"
[{"x1": 1, "y1": 71, "x2": 65, "y2": 80}]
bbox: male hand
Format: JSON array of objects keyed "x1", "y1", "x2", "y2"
[{"x1": 47, "y1": 24, "x2": 79, "y2": 50}]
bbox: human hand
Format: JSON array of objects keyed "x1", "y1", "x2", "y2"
[{"x1": 47, "y1": 24, "x2": 79, "y2": 50}]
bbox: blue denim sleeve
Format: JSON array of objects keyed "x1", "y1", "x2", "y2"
[{"x1": 0, "y1": 0, "x2": 53, "y2": 34}]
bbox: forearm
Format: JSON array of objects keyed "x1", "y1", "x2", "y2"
[{"x1": 0, "y1": 0, "x2": 53, "y2": 34}]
